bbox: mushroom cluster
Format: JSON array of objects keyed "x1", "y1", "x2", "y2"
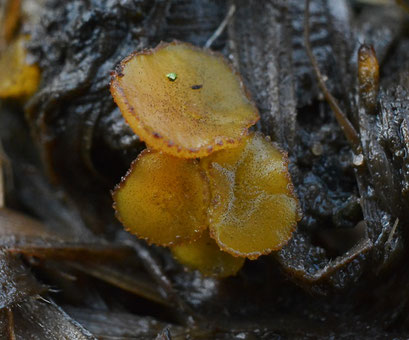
[{"x1": 111, "y1": 42, "x2": 301, "y2": 278}]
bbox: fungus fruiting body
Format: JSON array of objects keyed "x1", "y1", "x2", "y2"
[
  {"x1": 112, "y1": 150, "x2": 209, "y2": 246},
  {"x1": 358, "y1": 44, "x2": 379, "y2": 113},
  {"x1": 202, "y1": 132, "x2": 301, "y2": 259},
  {"x1": 1, "y1": 0, "x2": 20, "y2": 47},
  {"x1": 111, "y1": 42, "x2": 301, "y2": 277},
  {"x1": 0, "y1": 36, "x2": 40, "y2": 98},
  {"x1": 110, "y1": 41, "x2": 259, "y2": 158},
  {"x1": 171, "y1": 232, "x2": 245, "y2": 278}
]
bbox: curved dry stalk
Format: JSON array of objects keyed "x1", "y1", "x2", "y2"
[
  {"x1": 68, "y1": 261, "x2": 171, "y2": 307},
  {"x1": 7, "y1": 308, "x2": 15, "y2": 340},
  {"x1": 304, "y1": 0, "x2": 361, "y2": 154},
  {"x1": 204, "y1": 4, "x2": 236, "y2": 48},
  {"x1": 7, "y1": 243, "x2": 135, "y2": 262}
]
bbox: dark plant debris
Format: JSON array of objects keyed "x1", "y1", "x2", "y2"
[{"x1": 1, "y1": 0, "x2": 409, "y2": 338}]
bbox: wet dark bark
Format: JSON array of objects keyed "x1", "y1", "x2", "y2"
[{"x1": 1, "y1": 0, "x2": 409, "y2": 338}]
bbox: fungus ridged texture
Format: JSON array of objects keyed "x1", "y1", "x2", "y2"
[
  {"x1": 112, "y1": 150, "x2": 210, "y2": 246},
  {"x1": 110, "y1": 42, "x2": 259, "y2": 158},
  {"x1": 0, "y1": 36, "x2": 40, "y2": 98},
  {"x1": 171, "y1": 232, "x2": 245, "y2": 278},
  {"x1": 202, "y1": 132, "x2": 301, "y2": 260}
]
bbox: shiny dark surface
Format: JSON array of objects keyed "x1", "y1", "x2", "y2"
[{"x1": 1, "y1": 0, "x2": 409, "y2": 338}]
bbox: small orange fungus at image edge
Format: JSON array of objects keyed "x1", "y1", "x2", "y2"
[
  {"x1": 110, "y1": 41, "x2": 259, "y2": 158},
  {"x1": 0, "y1": 36, "x2": 40, "y2": 99}
]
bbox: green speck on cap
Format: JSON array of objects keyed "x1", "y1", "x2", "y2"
[{"x1": 166, "y1": 73, "x2": 177, "y2": 81}]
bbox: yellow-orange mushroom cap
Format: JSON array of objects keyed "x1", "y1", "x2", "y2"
[
  {"x1": 110, "y1": 41, "x2": 259, "y2": 158},
  {"x1": 112, "y1": 150, "x2": 209, "y2": 246},
  {"x1": 1, "y1": 0, "x2": 21, "y2": 46},
  {"x1": 0, "y1": 36, "x2": 40, "y2": 98},
  {"x1": 171, "y1": 231, "x2": 245, "y2": 278},
  {"x1": 202, "y1": 132, "x2": 301, "y2": 260}
]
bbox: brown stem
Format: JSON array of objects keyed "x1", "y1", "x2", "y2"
[{"x1": 7, "y1": 308, "x2": 16, "y2": 340}]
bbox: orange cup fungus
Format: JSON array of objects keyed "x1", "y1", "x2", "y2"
[
  {"x1": 171, "y1": 232, "x2": 245, "y2": 278},
  {"x1": 111, "y1": 42, "x2": 301, "y2": 277},
  {"x1": 1, "y1": 0, "x2": 21, "y2": 46},
  {"x1": 113, "y1": 150, "x2": 209, "y2": 246},
  {"x1": 202, "y1": 132, "x2": 301, "y2": 260},
  {"x1": 110, "y1": 41, "x2": 259, "y2": 158},
  {"x1": 0, "y1": 36, "x2": 40, "y2": 99}
]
